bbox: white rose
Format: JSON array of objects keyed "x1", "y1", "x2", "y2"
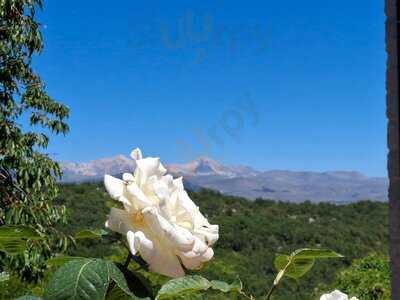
[
  {"x1": 104, "y1": 148, "x2": 219, "y2": 278},
  {"x1": 320, "y1": 290, "x2": 359, "y2": 300}
]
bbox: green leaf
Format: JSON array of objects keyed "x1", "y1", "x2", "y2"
[
  {"x1": 167, "y1": 295, "x2": 202, "y2": 300},
  {"x1": 274, "y1": 254, "x2": 290, "y2": 272},
  {"x1": 15, "y1": 297, "x2": 43, "y2": 300},
  {"x1": 45, "y1": 258, "x2": 108, "y2": 300},
  {"x1": 47, "y1": 256, "x2": 85, "y2": 267},
  {"x1": 274, "y1": 254, "x2": 315, "y2": 279},
  {"x1": 74, "y1": 229, "x2": 108, "y2": 240},
  {"x1": 0, "y1": 225, "x2": 43, "y2": 255},
  {"x1": 210, "y1": 278, "x2": 242, "y2": 293},
  {"x1": 0, "y1": 239, "x2": 28, "y2": 255},
  {"x1": 274, "y1": 248, "x2": 343, "y2": 280},
  {"x1": 156, "y1": 276, "x2": 212, "y2": 300},
  {"x1": 44, "y1": 258, "x2": 143, "y2": 300},
  {"x1": 112, "y1": 263, "x2": 153, "y2": 299},
  {"x1": 0, "y1": 225, "x2": 42, "y2": 240},
  {"x1": 291, "y1": 248, "x2": 343, "y2": 259},
  {"x1": 105, "y1": 260, "x2": 144, "y2": 299}
]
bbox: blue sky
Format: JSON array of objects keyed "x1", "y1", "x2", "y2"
[{"x1": 35, "y1": 0, "x2": 386, "y2": 176}]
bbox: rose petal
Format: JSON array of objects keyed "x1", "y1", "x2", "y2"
[
  {"x1": 153, "y1": 180, "x2": 170, "y2": 202},
  {"x1": 126, "y1": 182, "x2": 153, "y2": 209},
  {"x1": 104, "y1": 175, "x2": 124, "y2": 200},
  {"x1": 130, "y1": 148, "x2": 143, "y2": 160},
  {"x1": 172, "y1": 190, "x2": 196, "y2": 228},
  {"x1": 193, "y1": 209, "x2": 211, "y2": 227},
  {"x1": 123, "y1": 173, "x2": 135, "y2": 182},
  {"x1": 127, "y1": 231, "x2": 138, "y2": 255},
  {"x1": 105, "y1": 208, "x2": 135, "y2": 235},
  {"x1": 194, "y1": 226, "x2": 219, "y2": 246},
  {"x1": 158, "y1": 162, "x2": 167, "y2": 176},
  {"x1": 142, "y1": 207, "x2": 194, "y2": 252},
  {"x1": 134, "y1": 231, "x2": 185, "y2": 278},
  {"x1": 173, "y1": 177, "x2": 184, "y2": 190},
  {"x1": 179, "y1": 247, "x2": 214, "y2": 270},
  {"x1": 104, "y1": 175, "x2": 136, "y2": 210},
  {"x1": 320, "y1": 290, "x2": 355, "y2": 300},
  {"x1": 178, "y1": 237, "x2": 214, "y2": 270},
  {"x1": 136, "y1": 157, "x2": 164, "y2": 185},
  {"x1": 178, "y1": 190, "x2": 197, "y2": 211},
  {"x1": 161, "y1": 175, "x2": 175, "y2": 192}
]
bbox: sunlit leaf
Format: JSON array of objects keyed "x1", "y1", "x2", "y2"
[
  {"x1": 292, "y1": 248, "x2": 343, "y2": 259},
  {"x1": 155, "y1": 275, "x2": 242, "y2": 299},
  {"x1": 274, "y1": 248, "x2": 343, "y2": 280},
  {"x1": 156, "y1": 276, "x2": 211, "y2": 300},
  {"x1": 0, "y1": 239, "x2": 28, "y2": 255},
  {"x1": 274, "y1": 254, "x2": 314, "y2": 279},
  {"x1": 210, "y1": 278, "x2": 242, "y2": 293},
  {"x1": 0, "y1": 225, "x2": 44, "y2": 255},
  {"x1": 0, "y1": 225, "x2": 41, "y2": 240},
  {"x1": 74, "y1": 229, "x2": 108, "y2": 240},
  {"x1": 47, "y1": 256, "x2": 85, "y2": 267}
]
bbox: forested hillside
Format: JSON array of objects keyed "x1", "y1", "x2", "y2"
[{"x1": 50, "y1": 183, "x2": 389, "y2": 299}]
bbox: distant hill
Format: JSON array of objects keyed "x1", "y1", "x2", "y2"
[
  {"x1": 61, "y1": 155, "x2": 135, "y2": 182},
  {"x1": 61, "y1": 155, "x2": 388, "y2": 203}
]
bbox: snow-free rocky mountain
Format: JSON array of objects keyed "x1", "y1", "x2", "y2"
[{"x1": 61, "y1": 155, "x2": 388, "y2": 203}]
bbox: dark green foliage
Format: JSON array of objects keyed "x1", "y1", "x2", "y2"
[
  {"x1": 0, "y1": 272, "x2": 46, "y2": 300},
  {"x1": 333, "y1": 254, "x2": 390, "y2": 300},
  {"x1": 52, "y1": 184, "x2": 388, "y2": 300},
  {"x1": 0, "y1": 0, "x2": 69, "y2": 281},
  {"x1": 55, "y1": 183, "x2": 119, "y2": 258}
]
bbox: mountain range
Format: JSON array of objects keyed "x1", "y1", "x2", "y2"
[{"x1": 61, "y1": 155, "x2": 388, "y2": 203}]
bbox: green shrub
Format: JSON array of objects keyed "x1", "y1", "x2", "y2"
[{"x1": 335, "y1": 254, "x2": 390, "y2": 300}]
